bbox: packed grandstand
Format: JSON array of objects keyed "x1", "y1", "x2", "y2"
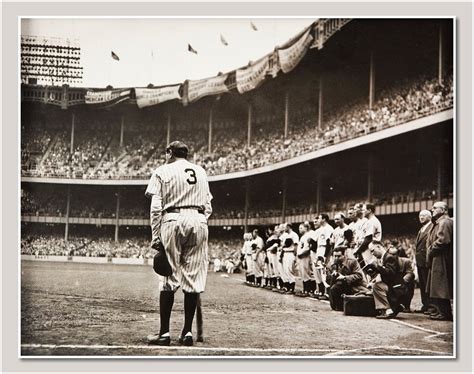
[{"x1": 21, "y1": 18, "x2": 454, "y2": 263}]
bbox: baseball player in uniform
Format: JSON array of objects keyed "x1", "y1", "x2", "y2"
[
  {"x1": 251, "y1": 229, "x2": 266, "y2": 287},
  {"x1": 331, "y1": 212, "x2": 351, "y2": 259},
  {"x1": 242, "y1": 233, "x2": 255, "y2": 285},
  {"x1": 310, "y1": 214, "x2": 334, "y2": 299},
  {"x1": 353, "y1": 203, "x2": 382, "y2": 265},
  {"x1": 295, "y1": 222, "x2": 314, "y2": 297},
  {"x1": 266, "y1": 225, "x2": 281, "y2": 290},
  {"x1": 279, "y1": 223, "x2": 299, "y2": 294},
  {"x1": 145, "y1": 141, "x2": 212, "y2": 347},
  {"x1": 351, "y1": 203, "x2": 368, "y2": 263}
]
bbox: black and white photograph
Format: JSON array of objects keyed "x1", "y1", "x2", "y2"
[{"x1": 20, "y1": 17, "x2": 455, "y2": 358}]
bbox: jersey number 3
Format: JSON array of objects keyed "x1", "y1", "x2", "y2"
[{"x1": 185, "y1": 168, "x2": 197, "y2": 185}]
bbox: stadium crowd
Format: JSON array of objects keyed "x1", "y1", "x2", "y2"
[
  {"x1": 238, "y1": 201, "x2": 453, "y2": 322},
  {"x1": 22, "y1": 74, "x2": 453, "y2": 179},
  {"x1": 21, "y1": 236, "x2": 154, "y2": 258}
]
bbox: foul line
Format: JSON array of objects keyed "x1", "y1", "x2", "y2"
[
  {"x1": 20, "y1": 343, "x2": 450, "y2": 356},
  {"x1": 388, "y1": 319, "x2": 448, "y2": 341},
  {"x1": 21, "y1": 343, "x2": 333, "y2": 353},
  {"x1": 324, "y1": 345, "x2": 450, "y2": 356}
]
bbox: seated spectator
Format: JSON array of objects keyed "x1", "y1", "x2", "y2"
[{"x1": 326, "y1": 245, "x2": 369, "y2": 311}]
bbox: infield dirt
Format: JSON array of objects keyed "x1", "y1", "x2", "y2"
[{"x1": 21, "y1": 260, "x2": 453, "y2": 357}]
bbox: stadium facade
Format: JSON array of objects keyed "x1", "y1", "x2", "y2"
[{"x1": 21, "y1": 18, "x2": 454, "y2": 246}]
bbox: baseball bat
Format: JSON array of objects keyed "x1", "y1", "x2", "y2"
[{"x1": 196, "y1": 294, "x2": 203, "y2": 342}]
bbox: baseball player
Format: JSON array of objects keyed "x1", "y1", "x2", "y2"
[
  {"x1": 353, "y1": 203, "x2": 381, "y2": 265},
  {"x1": 279, "y1": 223, "x2": 299, "y2": 294},
  {"x1": 331, "y1": 212, "x2": 351, "y2": 259},
  {"x1": 266, "y1": 225, "x2": 282, "y2": 290},
  {"x1": 295, "y1": 222, "x2": 314, "y2": 297},
  {"x1": 242, "y1": 233, "x2": 255, "y2": 285},
  {"x1": 310, "y1": 214, "x2": 334, "y2": 299},
  {"x1": 351, "y1": 203, "x2": 368, "y2": 263},
  {"x1": 145, "y1": 141, "x2": 212, "y2": 347},
  {"x1": 251, "y1": 229, "x2": 266, "y2": 287}
]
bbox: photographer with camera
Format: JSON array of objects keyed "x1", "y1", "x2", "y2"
[
  {"x1": 366, "y1": 240, "x2": 412, "y2": 319},
  {"x1": 326, "y1": 246, "x2": 369, "y2": 311}
]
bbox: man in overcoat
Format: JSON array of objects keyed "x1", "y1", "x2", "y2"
[{"x1": 426, "y1": 201, "x2": 453, "y2": 321}]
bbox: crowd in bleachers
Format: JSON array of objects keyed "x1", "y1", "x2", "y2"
[
  {"x1": 21, "y1": 235, "x2": 153, "y2": 258},
  {"x1": 22, "y1": 75, "x2": 453, "y2": 179},
  {"x1": 195, "y1": 75, "x2": 453, "y2": 175}
]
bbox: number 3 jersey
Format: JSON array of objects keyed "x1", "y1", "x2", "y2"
[{"x1": 145, "y1": 158, "x2": 213, "y2": 219}]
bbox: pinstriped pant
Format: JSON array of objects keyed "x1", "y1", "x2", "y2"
[
  {"x1": 297, "y1": 254, "x2": 312, "y2": 282},
  {"x1": 282, "y1": 251, "x2": 296, "y2": 283},
  {"x1": 266, "y1": 251, "x2": 278, "y2": 278},
  {"x1": 158, "y1": 212, "x2": 209, "y2": 293}
]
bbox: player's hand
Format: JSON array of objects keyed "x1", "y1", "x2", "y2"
[{"x1": 337, "y1": 274, "x2": 346, "y2": 281}]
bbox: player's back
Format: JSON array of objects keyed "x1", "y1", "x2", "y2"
[{"x1": 156, "y1": 159, "x2": 210, "y2": 210}]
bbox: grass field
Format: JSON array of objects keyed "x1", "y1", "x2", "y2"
[{"x1": 21, "y1": 260, "x2": 454, "y2": 357}]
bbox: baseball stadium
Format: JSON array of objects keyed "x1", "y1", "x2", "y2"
[{"x1": 20, "y1": 18, "x2": 454, "y2": 357}]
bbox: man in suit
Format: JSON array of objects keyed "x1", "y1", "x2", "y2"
[
  {"x1": 367, "y1": 240, "x2": 409, "y2": 319},
  {"x1": 326, "y1": 246, "x2": 369, "y2": 311},
  {"x1": 415, "y1": 209, "x2": 433, "y2": 313},
  {"x1": 426, "y1": 201, "x2": 453, "y2": 321}
]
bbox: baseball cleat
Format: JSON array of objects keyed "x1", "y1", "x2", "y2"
[
  {"x1": 179, "y1": 332, "x2": 194, "y2": 346},
  {"x1": 147, "y1": 333, "x2": 171, "y2": 346}
]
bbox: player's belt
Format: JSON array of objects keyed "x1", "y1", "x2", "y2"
[{"x1": 165, "y1": 206, "x2": 205, "y2": 214}]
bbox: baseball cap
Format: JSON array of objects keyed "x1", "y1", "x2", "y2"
[{"x1": 166, "y1": 141, "x2": 189, "y2": 158}]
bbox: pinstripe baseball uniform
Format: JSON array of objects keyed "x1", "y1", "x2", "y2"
[
  {"x1": 252, "y1": 235, "x2": 266, "y2": 278},
  {"x1": 146, "y1": 158, "x2": 212, "y2": 293},
  {"x1": 265, "y1": 234, "x2": 280, "y2": 279},
  {"x1": 243, "y1": 238, "x2": 255, "y2": 276},
  {"x1": 297, "y1": 230, "x2": 314, "y2": 282},
  {"x1": 280, "y1": 230, "x2": 299, "y2": 284},
  {"x1": 360, "y1": 214, "x2": 382, "y2": 263}
]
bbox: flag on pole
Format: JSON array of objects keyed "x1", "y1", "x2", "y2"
[
  {"x1": 111, "y1": 51, "x2": 120, "y2": 61},
  {"x1": 220, "y1": 34, "x2": 228, "y2": 46},
  {"x1": 250, "y1": 21, "x2": 258, "y2": 31},
  {"x1": 188, "y1": 44, "x2": 198, "y2": 54}
]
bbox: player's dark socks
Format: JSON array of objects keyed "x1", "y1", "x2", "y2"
[
  {"x1": 182, "y1": 292, "x2": 199, "y2": 336},
  {"x1": 318, "y1": 283, "x2": 326, "y2": 295},
  {"x1": 310, "y1": 280, "x2": 317, "y2": 293},
  {"x1": 256, "y1": 277, "x2": 262, "y2": 286},
  {"x1": 159, "y1": 291, "x2": 175, "y2": 336},
  {"x1": 290, "y1": 282, "x2": 295, "y2": 292},
  {"x1": 303, "y1": 281, "x2": 308, "y2": 293},
  {"x1": 278, "y1": 278, "x2": 283, "y2": 289},
  {"x1": 264, "y1": 278, "x2": 268, "y2": 287}
]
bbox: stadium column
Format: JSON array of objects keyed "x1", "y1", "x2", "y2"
[
  {"x1": 284, "y1": 92, "x2": 289, "y2": 138},
  {"x1": 166, "y1": 114, "x2": 171, "y2": 145},
  {"x1": 208, "y1": 107, "x2": 213, "y2": 153},
  {"x1": 438, "y1": 23, "x2": 444, "y2": 85},
  {"x1": 70, "y1": 112, "x2": 75, "y2": 153},
  {"x1": 316, "y1": 168, "x2": 322, "y2": 213},
  {"x1": 120, "y1": 115, "x2": 125, "y2": 147},
  {"x1": 369, "y1": 51, "x2": 375, "y2": 111},
  {"x1": 318, "y1": 77, "x2": 323, "y2": 130},
  {"x1": 437, "y1": 149, "x2": 444, "y2": 200},
  {"x1": 64, "y1": 185, "x2": 71, "y2": 242},
  {"x1": 281, "y1": 172, "x2": 288, "y2": 221},
  {"x1": 244, "y1": 179, "x2": 250, "y2": 232},
  {"x1": 115, "y1": 189, "x2": 120, "y2": 242},
  {"x1": 367, "y1": 151, "x2": 374, "y2": 201},
  {"x1": 247, "y1": 103, "x2": 252, "y2": 147}
]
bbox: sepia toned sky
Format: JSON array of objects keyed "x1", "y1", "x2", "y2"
[{"x1": 21, "y1": 18, "x2": 316, "y2": 88}]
